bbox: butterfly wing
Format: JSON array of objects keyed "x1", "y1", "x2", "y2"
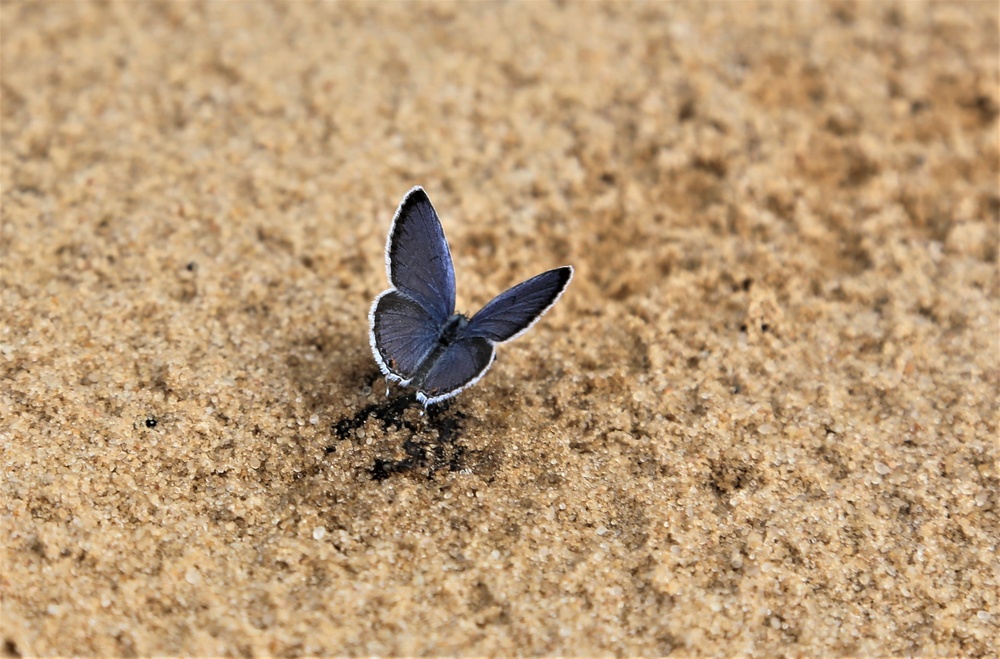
[
  {"x1": 464, "y1": 266, "x2": 573, "y2": 343},
  {"x1": 369, "y1": 290, "x2": 442, "y2": 383},
  {"x1": 384, "y1": 186, "x2": 456, "y2": 325},
  {"x1": 411, "y1": 336, "x2": 496, "y2": 405}
]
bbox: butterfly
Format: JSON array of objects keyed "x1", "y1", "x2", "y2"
[{"x1": 369, "y1": 186, "x2": 573, "y2": 407}]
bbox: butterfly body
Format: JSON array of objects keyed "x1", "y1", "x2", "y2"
[
  {"x1": 438, "y1": 314, "x2": 471, "y2": 347},
  {"x1": 369, "y1": 187, "x2": 572, "y2": 406}
]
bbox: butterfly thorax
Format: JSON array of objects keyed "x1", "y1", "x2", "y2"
[{"x1": 439, "y1": 314, "x2": 470, "y2": 347}]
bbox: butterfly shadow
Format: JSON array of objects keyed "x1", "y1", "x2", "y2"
[{"x1": 329, "y1": 391, "x2": 488, "y2": 481}]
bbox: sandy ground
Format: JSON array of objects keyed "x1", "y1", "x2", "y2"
[{"x1": 2, "y1": 1, "x2": 998, "y2": 656}]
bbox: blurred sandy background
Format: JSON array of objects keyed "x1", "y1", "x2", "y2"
[{"x1": 2, "y1": 1, "x2": 997, "y2": 655}]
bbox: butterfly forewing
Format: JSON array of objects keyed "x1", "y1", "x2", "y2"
[
  {"x1": 370, "y1": 290, "x2": 442, "y2": 381},
  {"x1": 465, "y1": 266, "x2": 573, "y2": 343},
  {"x1": 386, "y1": 187, "x2": 456, "y2": 324},
  {"x1": 412, "y1": 336, "x2": 495, "y2": 404}
]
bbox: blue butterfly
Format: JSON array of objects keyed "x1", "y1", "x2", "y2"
[{"x1": 369, "y1": 187, "x2": 573, "y2": 407}]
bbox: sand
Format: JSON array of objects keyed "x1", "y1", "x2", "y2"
[{"x1": 2, "y1": 1, "x2": 997, "y2": 656}]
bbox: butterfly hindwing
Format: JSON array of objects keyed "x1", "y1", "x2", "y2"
[
  {"x1": 369, "y1": 290, "x2": 442, "y2": 382},
  {"x1": 385, "y1": 187, "x2": 456, "y2": 325},
  {"x1": 411, "y1": 336, "x2": 495, "y2": 405},
  {"x1": 465, "y1": 266, "x2": 573, "y2": 344}
]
